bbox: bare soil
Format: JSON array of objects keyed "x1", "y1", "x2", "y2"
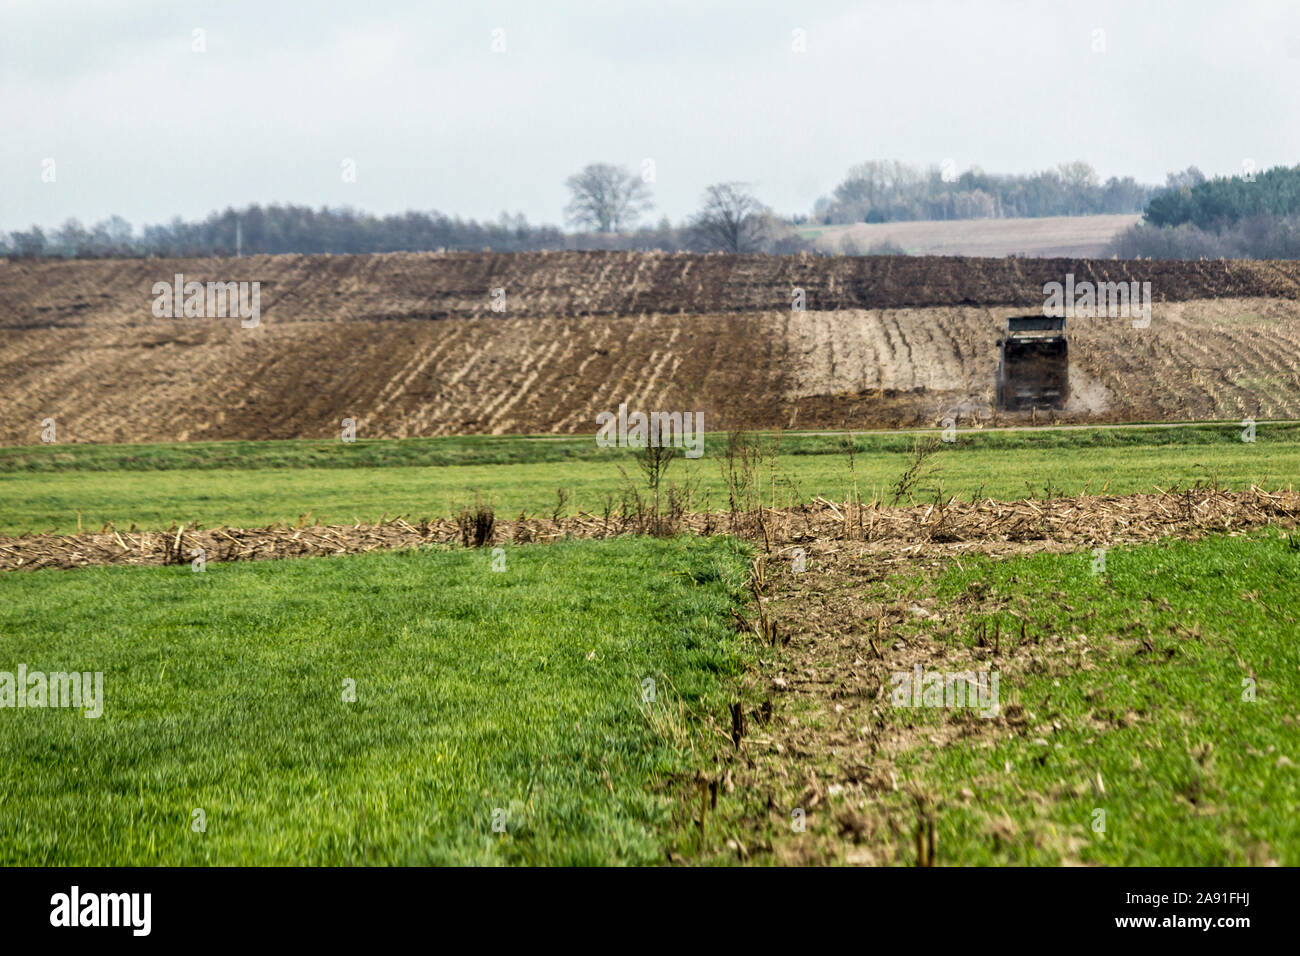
[{"x1": 3, "y1": 290, "x2": 1300, "y2": 442}]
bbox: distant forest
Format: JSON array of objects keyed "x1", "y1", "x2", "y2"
[
  {"x1": 4, "y1": 208, "x2": 582, "y2": 258},
  {"x1": 0, "y1": 207, "x2": 800, "y2": 259},
  {"x1": 811, "y1": 160, "x2": 1157, "y2": 224},
  {"x1": 5, "y1": 161, "x2": 1300, "y2": 260},
  {"x1": 1106, "y1": 164, "x2": 1300, "y2": 259}
]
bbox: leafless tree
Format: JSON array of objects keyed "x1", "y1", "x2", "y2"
[
  {"x1": 1165, "y1": 165, "x2": 1206, "y2": 192},
  {"x1": 564, "y1": 163, "x2": 653, "y2": 233},
  {"x1": 689, "y1": 182, "x2": 767, "y2": 252}
]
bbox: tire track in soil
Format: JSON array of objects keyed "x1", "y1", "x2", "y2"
[
  {"x1": 482, "y1": 335, "x2": 566, "y2": 433},
  {"x1": 372, "y1": 329, "x2": 457, "y2": 421},
  {"x1": 547, "y1": 319, "x2": 613, "y2": 433}
]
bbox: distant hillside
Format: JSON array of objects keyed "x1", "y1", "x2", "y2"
[
  {"x1": 7, "y1": 246, "x2": 1296, "y2": 337},
  {"x1": 5, "y1": 251, "x2": 1300, "y2": 444},
  {"x1": 803, "y1": 214, "x2": 1140, "y2": 257}
]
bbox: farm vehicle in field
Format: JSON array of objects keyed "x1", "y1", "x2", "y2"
[{"x1": 996, "y1": 315, "x2": 1068, "y2": 410}]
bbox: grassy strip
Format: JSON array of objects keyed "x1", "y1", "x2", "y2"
[
  {"x1": 3, "y1": 422, "x2": 1299, "y2": 473},
  {"x1": 2, "y1": 440, "x2": 1297, "y2": 535},
  {"x1": 0, "y1": 536, "x2": 753, "y2": 865},
  {"x1": 864, "y1": 531, "x2": 1300, "y2": 865}
]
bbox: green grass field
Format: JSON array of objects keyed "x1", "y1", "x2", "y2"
[
  {"x1": 2, "y1": 424, "x2": 1296, "y2": 534},
  {"x1": 3, "y1": 424, "x2": 1297, "y2": 866},
  {"x1": 851, "y1": 531, "x2": 1300, "y2": 865},
  {"x1": 0, "y1": 536, "x2": 752, "y2": 865},
  {"x1": 4, "y1": 422, "x2": 1297, "y2": 473}
]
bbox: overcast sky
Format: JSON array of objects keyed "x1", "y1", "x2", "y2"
[{"x1": 2, "y1": 0, "x2": 1298, "y2": 232}]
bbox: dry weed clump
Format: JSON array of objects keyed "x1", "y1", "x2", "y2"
[{"x1": 2, "y1": 486, "x2": 1296, "y2": 572}]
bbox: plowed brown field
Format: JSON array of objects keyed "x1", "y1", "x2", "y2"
[
  {"x1": 3, "y1": 252, "x2": 1300, "y2": 443},
  {"x1": 6, "y1": 251, "x2": 1300, "y2": 327}
]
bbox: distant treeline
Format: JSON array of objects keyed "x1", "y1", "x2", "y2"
[
  {"x1": 812, "y1": 160, "x2": 1157, "y2": 224},
  {"x1": 10, "y1": 162, "x2": 1300, "y2": 260},
  {"x1": 1107, "y1": 165, "x2": 1300, "y2": 259},
  {"x1": 1145, "y1": 164, "x2": 1300, "y2": 229},
  {"x1": 1106, "y1": 217, "x2": 1300, "y2": 259},
  {"x1": 0, "y1": 206, "x2": 811, "y2": 259},
  {"x1": 1, "y1": 207, "x2": 634, "y2": 258}
]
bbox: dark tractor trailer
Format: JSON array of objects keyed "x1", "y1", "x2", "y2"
[{"x1": 996, "y1": 315, "x2": 1068, "y2": 410}]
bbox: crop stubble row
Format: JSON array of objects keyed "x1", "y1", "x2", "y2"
[{"x1": 3, "y1": 252, "x2": 1300, "y2": 442}]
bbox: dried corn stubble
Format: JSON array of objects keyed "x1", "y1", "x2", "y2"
[{"x1": 1, "y1": 486, "x2": 1295, "y2": 572}]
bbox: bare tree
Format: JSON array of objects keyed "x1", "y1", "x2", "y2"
[
  {"x1": 690, "y1": 182, "x2": 766, "y2": 252},
  {"x1": 1056, "y1": 160, "x2": 1099, "y2": 190},
  {"x1": 1164, "y1": 165, "x2": 1206, "y2": 192},
  {"x1": 564, "y1": 163, "x2": 653, "y2": 233}
]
